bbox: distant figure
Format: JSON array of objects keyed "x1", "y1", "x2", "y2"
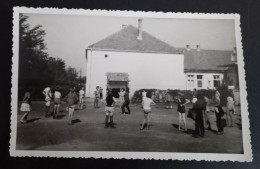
[
  {"x1": 175, "y1": 92, "x2": 190, "y2": 131},
  {"x1": 203, "y1": 96, "x2": 211, "y2": 130},
  {"x1": 42, "y1": 86, "x2": 52, "y2": 117},
  {"x1": 226, "y1": 96, "x2": 235, "y2": 127},
  {"x1": 100, "y1": 87, "x2": 103, "y2": 100},
  {"x1": 20, "y1": 89, "x2": 31, "y2": 124},
  {"x1": 79, "y1": 87, "x2": 85, "y2": 109},
  {"x1": 65, "y1": 87, "x2": 78, "y2": 125},
  {"x1": 121, "y1": 87, "x2": 131, "y2": 114},
  {"x1": 94, "y1": 86, "x2": 100, "y2": 108},
  {"x1": 165, "y1": 89, "x2": 173, "y2": 109},
  {"x1": 140, "y1": 93, "x2": 156, "y2": 130},
  {"x1": 53, "y1": 86, "x2": 62, "y2": 119},
  {"x1": 118, "y1": 88, "x2": 126, "y2": 107},
  {"x1": 105, "y1": 89, "x2": 117, "y2": 128}
]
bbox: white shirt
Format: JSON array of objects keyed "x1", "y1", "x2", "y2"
[
  {"x1": 142, "y1": 97, "x2": 155, "y2": 110},
  {"x1": 192, "y1": 97, "x2": 198, "y2": 104},
  {"x1": 54, "y1": 91, "x2": 61, "y2": 99},
  {"x1": 43, "y1": 87, "x2": 52, "y2": 100},
  {"x1": 79, "y1": 90, "x2": 85, "y2": 96}
]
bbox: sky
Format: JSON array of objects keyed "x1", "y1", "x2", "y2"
[{"x1": 24, "y1": 13, "x2": 236, "y2": 76}]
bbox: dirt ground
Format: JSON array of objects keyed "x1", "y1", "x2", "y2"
[{"x1": 16, "y1": 99, "x2": 243, "y2": 153}]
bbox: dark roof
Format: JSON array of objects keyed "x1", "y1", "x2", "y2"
[
  {"x1": 88, "y1": 25, "x2": 179, "y2": 53},
  {"x1": 106, "y1": 72, "x2": 129, "y2": 81},
  {"x1": 181, "y1": 48, "x2": 234, "y2": 72}
]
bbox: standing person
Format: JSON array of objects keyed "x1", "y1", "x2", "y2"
[
  {"x1": 214, "y1": 90, "x2": 225, "y2": 135},
  {"x1": 226, "y1": 96, "x2": 235, "y2": 127},
  {"x1": 176, "y1": 92, "x2": 190, "y2": 131},
  {"x1": 203, "y1": 96, "x2": 212, "y2": 130},
  {"x1": 65, "y1": 87, "x2": 79, "y2": 125},
  {"x1": 105, "y1": 89, "x2": 117, "y2": 128},
  {"x1": 78, "y1": 87, "x2": 85, "y2": 109},
  {"x1": 94, "y1": 86, "x2": 100, "y2": 108},
  {"x1": 165, "y1": 89, "x2": 173, "y2": 109},
  {"x1": 121, "y1": 87, "x2": 131, "y2": 114},
  {"x1": 20, "y1": 89, "x2": 31, "y2": 124},
  {"x1": 140, "y1": 92, "x2": 156, "y2": 130},
  {"x1": 118, "y1": 88, "x2": 125, "y2": 107},
  {"x1": 53, "y1": 86, "x2": 62, "y2": 119},
  {"x1": 42, "y1": 86, "x2": 52, "y2": 117},
  {"x1": 100, "y1": 87, "x2": 103, "y2": 100},
  {"x1": 193, "y1": 98, "x2": 206, "y2": 137}
]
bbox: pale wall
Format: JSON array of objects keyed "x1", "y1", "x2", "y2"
[{"x1": 86, "y1": 50, "x2": 185, "y2": 98}]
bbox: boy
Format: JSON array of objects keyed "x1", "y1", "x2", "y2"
[
  {"x1": 79, "y1": 87, "x2": 85, "y2": 109},
  {"x1": 94, "y1": 86, "x2": 100, "y2": 108},
  {"x1": 140, "y1": 92, "x2": 156, "y2": 130}
]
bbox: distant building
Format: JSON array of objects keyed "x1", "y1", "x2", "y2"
[
  {"x1": 85, "y1": 19, "x2": 185, "y2": 98},
  {"x1": 182, "y1": 45, "x2": 235, "y2": 90}
]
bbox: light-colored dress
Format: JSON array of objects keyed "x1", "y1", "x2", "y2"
[{"x1": 118, "y1": 91, "x2": 125, "y2": 106}]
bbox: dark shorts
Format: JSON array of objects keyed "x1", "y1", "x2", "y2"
[
  {"x1": 54, "y1": 98, "x2": 61, "y2": 104},
  {"x1": 143, "y1": 109, "x2": 151, "y2": 114}
]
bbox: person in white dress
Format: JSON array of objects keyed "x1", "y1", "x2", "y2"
[
  {"x1": 42, "y1": 86, "x2": 52, "y2": 117},
  {"x1": 140, "y1": 92, "x2": 156, "y2": 130},
  {"x1": 79, "y1": 88, "x2": 85, "y2": 109}
]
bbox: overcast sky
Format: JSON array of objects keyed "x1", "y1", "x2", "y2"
[{"x1": 25, "y1": 14, "x2": 236, "y2": 76}]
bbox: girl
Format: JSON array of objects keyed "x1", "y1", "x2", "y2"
[
  {"x1": 176, "y1": 92, "x2": 190, "y2": 131},
  {"x1": 20, "y1": 89, "x2": 31, "y2": 124},
  {"x1": 53, "y1": 86, "x2": 62, "y2": 119},
  {"x1": 226, "y1": 96, "x2": 235, "y2": 127},
  {"x1": 118, "y1": 88, "x2": 125, "y2": 107}
]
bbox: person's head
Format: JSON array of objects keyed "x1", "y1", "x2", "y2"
[
  {"x1": 70, "y1": 87, "x2": 75, "y2": 92},
  {"x1": 121, "y1": 88, "x2": 125, "y2": 92},
  {"x1": 96, "y1": 86, "x2": 99, "y2": 90},
  {"x1": 142, "y1": 90, "x2": 147, "y2": 98},
  {"x1": 55, "y1": 86, "x2": 60, "y2": 92},
  {"x1": 107, "y1": 88, "x2": 112, "y2": 96}
]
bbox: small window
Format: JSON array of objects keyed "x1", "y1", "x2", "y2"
[
  {"x1": 213, "y1": 75, "x2": 221, "y2": 87},
  {"x1": 197, "y1": 81, "x2": 203, "y2": 87},
  {"x1": 197, "y1": 75, "x2": 203, "y2": 79}
]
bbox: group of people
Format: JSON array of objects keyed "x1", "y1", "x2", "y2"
[
  {"x1": 20, "y1": 86, "x2": 236, "y2": 137},
  {"x1": 20, "y1": 86, "x2": 85, "y2": 125}
]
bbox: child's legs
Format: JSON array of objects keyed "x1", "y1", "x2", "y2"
[
  {"x1": 142, "y1": 113, "x2": 148, "y2": 128},
  {"x1": 20, "y1": 111, "x2": 29, "y2": 122},
  {"x1": 147, "y1": 113, "x2": 151, "y2": 128},
  {"x1": 178, "y1": 112, "x2": 182, "y2": 129},
  {"x1": 181, "y1": 113, "x2": 187, "y2": 130}
]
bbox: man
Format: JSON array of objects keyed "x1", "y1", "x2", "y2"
[
  {"x1": 121, "y1": 87, "x2": 131, "y2": 114},
  {"x1": 65, "y1": 87, "x2": 78, "y2": 125},
  {"x1": 94, "y1": 86, "x2": 100, "y2": 108},
  {"x1": 42, "y1": 86, "x2": 52, "y2": 117}
]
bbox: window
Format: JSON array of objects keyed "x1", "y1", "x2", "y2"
[
  {"x1": 187, "y1": 75, "x2": 194, "y2": 88},
  {"x1": 197, "y1": 75, "x2": 203, "y2": 88},
  {"x1": 213, "y1": 75, "x2": 221, "y2": 87}
]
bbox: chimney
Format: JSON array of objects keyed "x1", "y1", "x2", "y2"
[
  {"x1": 186, "y1": 45, "x2": 190, "y2": 51},
  {"x1": 196, "y1": 45, "x2": 200, "y2": 51},
  {"x1": 137, "y1": 19, "x2": 143, "y2": 40}
]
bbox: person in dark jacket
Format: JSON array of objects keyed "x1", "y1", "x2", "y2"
[
  {"x1": 214, "y1": 93, "x2": 225, "y2": 135},
  {"x1": 105, "y1": 89, "x2": 117, "y2": 128},
  {"x1": 193, "y1": 98, "x2": 206, "y2": 137},
  {"x1": 121, "y1": 87, "x2": 131, "y2": 114}
]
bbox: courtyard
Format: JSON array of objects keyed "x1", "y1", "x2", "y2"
[{"x1": 16, "y1": 100, "x2": 243, "y2": 154}]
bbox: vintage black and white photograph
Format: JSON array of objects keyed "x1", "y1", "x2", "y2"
[{"x1": 11, "y1": 7, "x2": 252, "y2": 161}]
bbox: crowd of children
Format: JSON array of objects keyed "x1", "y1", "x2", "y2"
[{"x1": 19, "y1": 86, "x2": 236, "y2": 137}]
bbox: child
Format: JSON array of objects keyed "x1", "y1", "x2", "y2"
[
  {"x1": 118, "y1": 88, "x2": 125, "y2": 107},
  {"x1": 20, "y1": 89, "x2": 31, "y2": 124},
  {"x1": 176, "y1": 92, "x2": 190, "y2": 131},
  {"x1": 140, "y1": 92, "x2": 156, "y2": 130},
  {"x1": 94, "y1": 86, "x2": 100, "y2": 108},
  {"x1": 226, "y1": 96, "x2": 235, "y2": 127},
  {"x1": 105, "y1": 89, "x2": 117, "y2": 128},
  {"x1": 165, "y1": 89, "x2": 173, "y2": 109},
  {"x1": 79, "y1": 87, "x2": 85, "y2": 109},
  {"x1": 65, "y1": 87, "x2": 78, "y2": 125},
  {"x1": 42, "y1": 86, "x2": 52, "y2": 117},
  {"x1": 53, "y1": 86, "x2": 62, "y2": 119}
]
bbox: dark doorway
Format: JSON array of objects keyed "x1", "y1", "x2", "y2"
[{"x1": 111, "y1": 88, "x2": 120, "y2": 98}]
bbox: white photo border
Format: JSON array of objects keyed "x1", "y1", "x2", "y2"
[{"x1": 10, "y1": 7, "x2": 252, "y2": 162}]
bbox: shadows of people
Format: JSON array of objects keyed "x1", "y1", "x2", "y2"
[
  {"x1": 72, "y1": 119, "x2": 81, "y2": 124},
  {"x1": 26, "y1": 118, "x2": 41, "y2": 123}
]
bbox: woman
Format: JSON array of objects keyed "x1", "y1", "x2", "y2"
[
  {"x1": 176, "y1": 92, "x2": 190, "y2": 131},
  {"x1": 20, "y1": 89, "x2": 31, "y2": 124},
  {"x1": 118, "y1": 88, "x2": 125, "y2": 107},
  {"x1": 53, "y1": 86, "x2": 62, "y2": 119},
  {"x1": 65, "y1": 87, "x2": 78, "y2": 125}
]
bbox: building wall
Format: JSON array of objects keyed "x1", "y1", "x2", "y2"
[
  {"x1": 185, "y1": 72, "x2": 224, "y2": 90},
  {"x1": 86, "y1": 50, "x2": 185, "y2": 98}
]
